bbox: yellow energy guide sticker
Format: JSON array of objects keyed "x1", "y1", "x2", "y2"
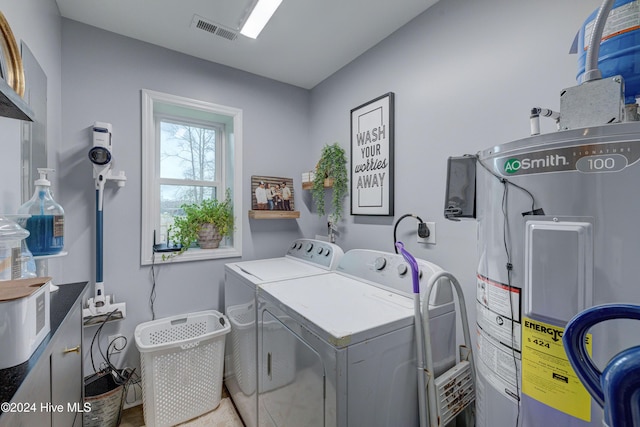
[{"x1": 521, "y1": 317, "x2": 592, "y2": 422}]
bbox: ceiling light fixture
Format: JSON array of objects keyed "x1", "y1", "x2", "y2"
[{"x1": 240, "y1": 0, "x2": 283, "y2": 39}]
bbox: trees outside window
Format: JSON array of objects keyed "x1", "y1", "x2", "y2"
[{"x1": 141, "y1": 89, "x2": 242, "y2": 264}]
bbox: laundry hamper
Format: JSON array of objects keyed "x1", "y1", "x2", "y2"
[
  {"x1": 134, "y1": 310, "x2": 230, "y2": 427},
  {"x1": 227, "y1": 302, "x2": 257, "y2": 395},
  {"x1": 227, "y1": 302, "x2": 297, "y2": 395}
]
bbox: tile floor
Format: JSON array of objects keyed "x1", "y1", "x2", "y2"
[{"x1": 119, "y1": 388, "x2": 244, "y2": 427}]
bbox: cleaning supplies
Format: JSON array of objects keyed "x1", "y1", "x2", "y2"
[{"x1": 17, "y1": 168, "x2": 65, "y2": 256}]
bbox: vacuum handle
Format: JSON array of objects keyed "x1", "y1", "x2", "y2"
[{"x1": 563, "y1": 304, "x2": 640, "y2": 408}]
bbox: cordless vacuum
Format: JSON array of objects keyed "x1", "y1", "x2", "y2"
[{"x1": 82, "y1": 122, "x2": 128, "y2": 325}]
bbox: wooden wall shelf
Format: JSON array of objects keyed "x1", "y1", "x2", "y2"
[
  {"x1": 248, "y1": 210, "x2": 300, "y2": 219},
  {"x1": 302, "y1": 179, "x2": 333, "y2": 190}
]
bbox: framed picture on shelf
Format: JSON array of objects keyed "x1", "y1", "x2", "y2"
[
  {"x1": 251, "y1": 175, "x2": 295, "y2": 212},
  {"x1": 350, "y1": 92, "x2": 394, "y2": 216}
]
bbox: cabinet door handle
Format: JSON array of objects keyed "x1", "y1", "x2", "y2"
[{"x1": 63, "y1": 345, "x2": 81, "y2": 354}]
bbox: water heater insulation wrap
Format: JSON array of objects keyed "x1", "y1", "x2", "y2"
[{"x1": 577, "y1": 0, "x2": 640, "y2": 103}]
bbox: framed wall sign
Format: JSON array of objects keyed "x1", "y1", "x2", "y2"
[{"x1": 350, "y1": 92, "x2": 394, "y2": 216}]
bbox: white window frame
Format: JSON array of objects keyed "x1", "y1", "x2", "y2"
[{"x1": 140, "y1": 89, "x2": 243, "y2": 265}]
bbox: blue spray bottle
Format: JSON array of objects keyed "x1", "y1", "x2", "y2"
[{"x1": 17, "y1": 168, "x2": 65, "y2": 256}]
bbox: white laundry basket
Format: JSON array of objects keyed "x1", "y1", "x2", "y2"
[
  {"x1": 227, "y1": 302, "x2": 257, "y2": 395},
  {"x1": 134, "y1": 310, "x2": 230, "y2": 427},
  {"x1": 227, "y1": 302, "x2": 297, "y2": 395}
]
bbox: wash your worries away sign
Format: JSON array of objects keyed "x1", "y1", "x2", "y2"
[{"x1": 350, "y1": 92, "x2": 394, "y2": 216}]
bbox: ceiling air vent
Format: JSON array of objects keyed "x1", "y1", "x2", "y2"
[{"x1": 191, "y1": 15, "x2": 238, "y2": 41}]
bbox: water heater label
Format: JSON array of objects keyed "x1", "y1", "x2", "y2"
[
  {"x1": 476, "y1": 274, "x2": 523, "y2": 403},
  {"x1": 476, "y1": 274, "x2": 521, "y2": 323},
  {"x1": 522, "y1": 317, "x2": 592, "y2": 422},
  {"x1": 583, "y1": 0, "x2": 640, "y2": 50},
  {"x1": 497, "y1": 140, "x2": 640, "y2": 176}
]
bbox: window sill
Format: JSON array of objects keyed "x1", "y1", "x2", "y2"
[{"x1": 143, "y1": 246, "x2": 241, "y2": 265}]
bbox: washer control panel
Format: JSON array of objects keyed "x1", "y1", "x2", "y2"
[
  {"x1": 286, "y1": 239, "x2": 344, "y2": 270},
  {"x1": 336, "y1": 249, "x2": 441, "y2": 299}
]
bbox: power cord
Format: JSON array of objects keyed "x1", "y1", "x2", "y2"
[
  {"x1": 150, "y1": 250, "x2": 157, "y2": 320},
  {"x1": 393, "y1": 213, "x2": 430, "y2": 253},
  {"x1": 476, "y1": 155, "x2": 540, "y2": 427},
  {"x1": 89, "y1": 309, "x2": 120, "y2": 374},
  {"x1": 87, "y1": 315, "x2": 136, "y2": 390}
]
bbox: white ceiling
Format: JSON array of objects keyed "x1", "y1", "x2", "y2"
[{"x1": 55, "y1": 0, "x2": 439, "y2": 89}]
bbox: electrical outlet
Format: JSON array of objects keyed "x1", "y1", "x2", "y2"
[
  {"x1": 417, "y1": 222, "x2": 436, "y2": 244},
  {"x1": 107, "y1": 335, "x2": 127, "y2": 354}
]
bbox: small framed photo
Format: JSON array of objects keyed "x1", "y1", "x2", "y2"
[
  {"x1": 350, "y1": 92, "x2": 394, "y2": 216},
  {"x1": 251, "y1": 175, "x2": 295, "y2": 211}
]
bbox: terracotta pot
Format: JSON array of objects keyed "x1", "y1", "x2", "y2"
[{"x1": 197, "y1": 223, "x2": 223, "y2": 249}]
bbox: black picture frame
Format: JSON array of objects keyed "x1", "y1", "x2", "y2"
[{"x1": 350, "y1": 92, "x2": 394, "y2": 216}]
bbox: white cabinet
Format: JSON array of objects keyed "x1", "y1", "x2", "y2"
[{"x1": 0, "y1": 282, "x2": 87, "y2": 427}]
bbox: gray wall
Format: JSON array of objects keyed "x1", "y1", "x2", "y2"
[
  {"x1": 58, "y1": 20, "x2": 312, "y2": 372},
  {"x1": 309, "y1": 0, "x2": 602, "y2": 341}
]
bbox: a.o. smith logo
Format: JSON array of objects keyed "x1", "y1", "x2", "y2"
[
  {"x1": 503, "y1": 154, "x2": 569, "y2": 175},
  {"x1": 496, "y1": 142, "x2": 640, "y2": 177}
]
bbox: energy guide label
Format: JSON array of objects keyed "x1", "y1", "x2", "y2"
[{"x1": 522, "y1": 317, "x2": 592, "y2": 422}]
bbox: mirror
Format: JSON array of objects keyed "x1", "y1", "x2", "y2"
[{"x1": 20, "y1": 41, "x2": 47, "y2": 203}]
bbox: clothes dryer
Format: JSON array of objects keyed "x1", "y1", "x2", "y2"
[
  {"x1": 256, "y1": 249, "x2": 458, "y2": 427},
  {"x1": 224, "y1": 238, "x2": 343, "y2": 427}
]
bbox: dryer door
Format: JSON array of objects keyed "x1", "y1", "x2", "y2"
[{"x1": 260, "y1": 310, "x2": 325, "y2": 427}]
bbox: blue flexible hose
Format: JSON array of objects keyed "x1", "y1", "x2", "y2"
[{"x1": 563, "y1": 304, "x2": 640, "y2": 427}]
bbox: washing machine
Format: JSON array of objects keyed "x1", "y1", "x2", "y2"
[
  {"x1": 256, "y1": 249, "x2": 458, "y2": 427},
  {"x1": 224, "y1": 238, "x2": 344, "y2": 427}
]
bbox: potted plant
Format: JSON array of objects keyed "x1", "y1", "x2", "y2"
[
  {"x1": 311, "y1": 142, "x2": 348, "y2": 221},
  {"x1": 167, "y1": 189, "x2": 234, "y2": 257}
]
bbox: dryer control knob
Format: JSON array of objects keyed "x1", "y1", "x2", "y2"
[
  {"x1": 324, "y1": 249, "x2": 331, "y2": 257},
  {"x1": 397, "y1": 264, "x2": 408, "y2": 276},
  {"x1": 317, "y1": 247, "x2": 324, "y2": 255},
  {"x1": 305, "y1": 242, "x2": 314, "y2": 252},
  {"x1": 374, "y1": 257, "x2": 387, "y2": 271}
]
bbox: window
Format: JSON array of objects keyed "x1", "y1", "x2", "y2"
[{"x1": 141, "y1": 89, "x2": 242, "y2": 264}]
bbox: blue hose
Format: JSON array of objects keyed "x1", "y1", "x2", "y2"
[{"x1": 563, "y1": 304, "x2": 640, "y2": 427}]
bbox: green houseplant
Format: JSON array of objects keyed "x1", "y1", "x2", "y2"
[
  {"x1": 312, "y1": 142, "x2": 349, "y2": 221},
  {"x1": 167, "y1": 189, "x2": 234, "y2": 257}
]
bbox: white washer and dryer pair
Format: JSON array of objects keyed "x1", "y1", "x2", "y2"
[
  {"x1": 224, "y1": 238, "x2": 344, "y2": 427},
  {"x1": 256, "y1": 249, "x2": 458, "y2": 427}
]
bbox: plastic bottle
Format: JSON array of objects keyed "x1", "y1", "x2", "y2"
[{"x1": 17, "y1": 168, "x2": 65, "y2": 256}]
